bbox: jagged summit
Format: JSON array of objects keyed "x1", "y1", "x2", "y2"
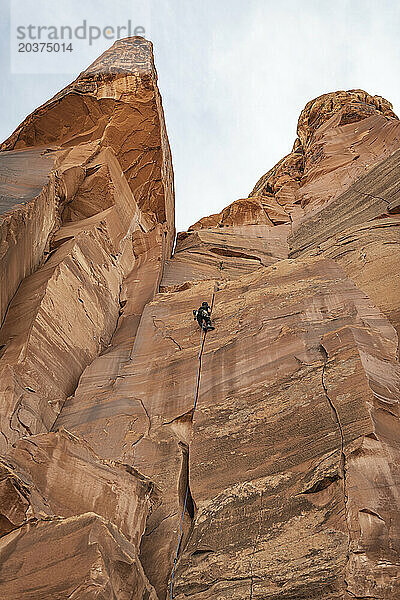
[
  {"x1": 190, "y1": 89, "x2": 400, "y2": 232},
  {"x1": 297, "y1": 89, "x2": 397, "y2": 145}
]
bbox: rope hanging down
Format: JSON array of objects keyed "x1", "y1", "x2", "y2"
[{"x1": 169, "y1": 289, "x2": 216, "y2": 599}]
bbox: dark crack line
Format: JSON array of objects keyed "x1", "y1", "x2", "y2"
[
  {"x1": 108, "y1": 282, "x2": 124, "y2": 342},
  {"x1": 21, "y1": 446, "x2": 41, "y2": 465},
  {"x1": 320, "y1": 344, "x2": 352, "y2": 593},
  {"x1": 165, "y1": 335, "x2": 182, "y2": 351},
  {"x1": 152, "y1": 316, "x2": 182, "y2": 350},
  {"x1": 137, "y1": 398, "x2": 151, "y2": 437},
  {"x1": 144, "y1": 511, "x2": 177, "y2": 537},
  {"x1": 79, "y1": 299, "x2": 96, "y2": 327},
  {"x1": 162, "y1": 409, "x2": 193, "y2": 427},
  {"x1": 131, "y1": 433, "x2": 144, "y2": 448},
  {"x1": 208, "y1": 247, "x2": 263, "y2": 264},
  {"x1": 0, "y1": 278, "x2": 23, "y2": 338},
  {"x1": 10, "y1": 401, "x2": 33, "y2": 437},
  {"x1": 352, "y1": 188, "x2": 391, "y2": 205},
  {"x1": 345, "y1": 592, "x2": 383, "y2": 600}
]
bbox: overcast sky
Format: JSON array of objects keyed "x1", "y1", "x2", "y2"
[{"x1": 1, "y1": 0, "x2": 400, "y2": 231}]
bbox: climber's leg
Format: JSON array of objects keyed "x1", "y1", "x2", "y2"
[{"x1": 204, "y1": 316, "x2": 214, "y2": 331}]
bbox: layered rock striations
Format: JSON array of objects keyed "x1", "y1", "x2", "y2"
[
  {"x1": 171, "y1": 88, "x2": 400, "y2": 600},
  {"x1": 0, "y1": 36, "x2": 172, "y2": 598},
  {"x1": 0, "y1": 39, "x2": 399, "y2": 600}
]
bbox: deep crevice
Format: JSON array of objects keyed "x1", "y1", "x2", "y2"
[
  {"x1": 208, "y1": 247, "x2": 263, "y2": 263},
  {"x1": 178, "y1": 442, "x2": 194, "y2": 522},
  {"x1": 302, "y1": 473, "x2": 340, "y2": 494},
  {"x1": 191, "y1": 549, "x2": 213, "y2": 556}
]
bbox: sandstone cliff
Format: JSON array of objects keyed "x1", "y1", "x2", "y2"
[{"x1": 0, "y1": 39, "x2": 399, "y2": 600}]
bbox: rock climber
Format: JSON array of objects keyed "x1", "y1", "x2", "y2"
[{"x1": 193, "y1": 301, "x2": 215, "y2": 331}]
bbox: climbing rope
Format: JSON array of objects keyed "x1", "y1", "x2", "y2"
[{"x1": 169, "y1": 289, "x2": 216, "y2": 599}]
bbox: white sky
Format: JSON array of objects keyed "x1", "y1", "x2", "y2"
[{"x1": 1, "y1": 0, "x2": 400, "y2": 231}]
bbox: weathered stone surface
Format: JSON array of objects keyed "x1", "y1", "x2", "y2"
[
  {"x1": 0, "y1": 148, "x2": 160, "y2": 452},
  {"x1": 0, "y1": 429, "x2": 157, "y2": 545},
  {"x1": 299, "y1": 216, "x2": 400, "y2": 350},
  {"x1": 296, "y1": 89, "x2": 397, "y2": 146},
  {"x1": 160, "y1": 225, "x2": 290, "y2": 290},
  {"x1": 0, "y1": 36, "x2": 174, "y2": 600},
  {"x1": 0, "y1": 513, "x2": 158, "y2": 600},
  {"x1": 289, "y1": 148, "x2": 400, "y2": 257},
  {"x1": 321, "y1": 327, "x2": 400, "y2": 599},
  {"x1": 0, "y1": 37, "x2": 173, "y2": 455},
  {"x1": 215, "y1": 89, "x2": 400, "y2": 350},
  {"x1": 189, "y1": 196, "x2": 290, "y2": 230},
  {"x1": 0, "y1": 223, "x2": 123, "y2": 449},
  {"x1": 285, "y1": 140, "x2": 400, "y2": 349},
  {"x1": 54, "y1": 271, "x2": 215, "y2": 597},
  {"x1": 0, "y1": 38, "x2": 175, "y2": 238},
  {"x1": 169, "y1": 258, "x2": 400, "y2": 599},
  {"x1": 0, "y1": 147, "x2": 71, "y2": 327},
  {"x1": 52, "y1": 249, "x2": 400, "y2": 599},
  {"x1": 250, "y1": 89, "x2": 400, "y2": 216},
  {"x1": 161, "y1": 89, "x2": 400, "y2": 599},
  {"x1": 0, "y1": 49, "x2": 399, "y2": 600}
]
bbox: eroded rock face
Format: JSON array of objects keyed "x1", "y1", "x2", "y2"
[
  {"x1": 0, "y1": 36, "x2": 172, "y2": 600},
  {"x1": 0, "y1": 37, "x2": 174, "y2": 454},
  {"x1": 0, "y1": 429, "x2": 157, "y2": 544},
  {"x1": 147, "y1": 257, "x2": 399, "y2": 600},
  {"x1": 0, "y1": 514, "x2": 159, "y2": 600},
  {"x1": 0, "y1": 50, "x2": 399, "y2": 600},
  {"x1": 250, "y1": 89, "x2": 400, "y2": 215},
  {"x1": 161, "y1": 89, "x2": 399, "y2": 599}
]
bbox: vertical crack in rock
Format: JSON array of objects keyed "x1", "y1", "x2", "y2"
[
  {"x1": 169, "y1": 441, "x2": 196, "y2": 593},
  {"x1": 320, "y1": 343, "x2": 352, "y2": 593},
  {"x1": 178, "y1": 441, "x2": 195, "y2": 528},
  {"x1": 138, "y1": 397, "x2": 152, "y2": 438},
  {"x1": 0, "y1": 280, "x2": 22, "y2": 334}
]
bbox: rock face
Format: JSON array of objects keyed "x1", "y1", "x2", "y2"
[
  {"x1": 0, "y1": 36, "x2": 172, "y2": 599},
  {"x1": 0, "y1": 40, "x2": 399, "y2": 600}
]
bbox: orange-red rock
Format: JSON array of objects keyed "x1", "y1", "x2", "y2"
[
  {"x1": 1, "y1": 429, "x2": 157, "y2": 544},
  {"x1": 0, "y1": 514, "x2": 158, "y2": 600},
  {"x1": 0, "y1": 44, "x2": 399, "y2": 600},
  {"x1": 0, "y1": 36, "x2": 173, "y2": 600},
  {"x1": 251, "y1": 89, "x2": 400, "y2": 216}
]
